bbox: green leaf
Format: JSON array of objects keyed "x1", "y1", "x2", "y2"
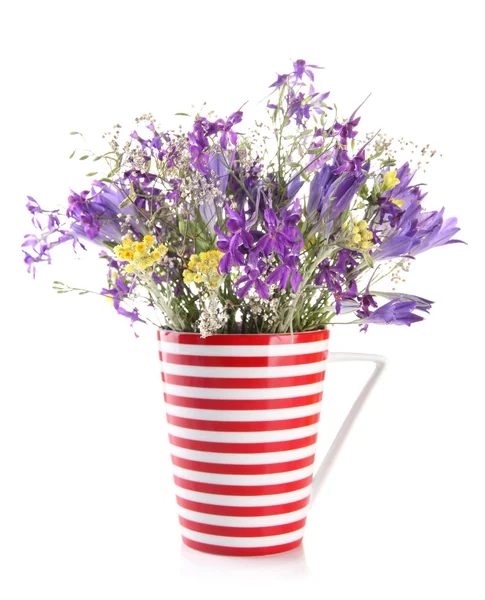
[
  {"x1": 363, "y1": 252, "x2": 374, "y2": 269},
  {"x1": 175, "y1": 112, "x2": 191, "y2": 117},
  {"x1": 99, "y1": 178, "x2": 114, "y2": 183},
  {"x1": 93, "y1": 155, "x2": 103, "y2": 162},
  {"x1": 85, "y1": 171, "x2": 97, "y2": 177},
  {"x1": 195, "y1": 237, "x2": 211, "y2": 253},
  {"x1": 119, "y1": 197, "x2": 133, "y2": 208},
  {"x1": 79, "y1": 155, "x2": 89, "y2": 160},
  {"x1": 69, "y1": 150, "x2": 76, "y2": 159},
  {"x1": 69, "y1": 131, "x2": 82, "y2": 136}
]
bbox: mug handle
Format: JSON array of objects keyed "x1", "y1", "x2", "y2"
[{"x1": 310, "y1": 352, "x2": 388, "y2": 507}]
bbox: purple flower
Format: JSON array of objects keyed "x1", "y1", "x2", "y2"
[
  {"x1": 234, "y1": 252, "x2": 269, "y2": 299},
  {"x1": 219, "y1": 111, "x2": 243, "y2": 150},
  {"x1": 266, "y1": 248, "x2": 302, "y2": 292},
  {"x1": 256, "y1": 208, "x2": 294, "y2": 255},
  {"x1": 67, "y1": 181, "x2": 148, "y2": 245},
  {"x1": 357, "y1": 292, "x2": 378, "y2": 318},
  {"x1": 374, "y1": 292, "x2": 433, "y2": 313},
  {"x1": 314, "y1": 249, "x2": 360, "y2": 314},
  {"x1": 215, "y1": 204, "x2": 253, "y2": 273},
  {"x1": 188, "y1": 112, "x2": 243, "y2": 174},
  {"x1": 26, "y1": 196, "x2": 43, "y2": 228},
  {"x1": 308, "y1": 161, "x2": 367, "y2": 226},
  {"x1": 101, "y1": 286, "x2": 142, "y2": 325},
  {"x1": 269, "y1": 73, "x2": 289, "y2": 88},
  {"x1": 333, "y1": 116, "x2": 360, "y2": 145},
  {"x1": 373, "y1": 201, "x2": 463, "y2": 261},
  {"x1": 292, "y1": 59, "x2": 322, "y2": 82},
  {"x1": 359, "y1": 297, "x2": 425, "y2": 327},
  {"x1": 287, "y1": 88, "x2": 330, "y2": 127},
  {"x1": 332, "y1": 147, "x2": 367, "y2": 176},
  {"x1": 377, "y1": 163, "x2": 426, "y2": 226}
]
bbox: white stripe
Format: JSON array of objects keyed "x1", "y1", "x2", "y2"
[
  {"x1": 175, "y1": 484, "x2": 312, "y2": 506},
  {"x1": 160, "y1": 361, "x2": 327, "y2": 379},
  {"x1": 171, "y1": 464, "x2": 315, "y2": 485},
  {"x1": 167, "y1": 422, "x2": 320, "y2": 443},
  {"x1": 164, "y1": 402, "x2": 322, "y2": 422},
  {"x1": 177, "y1": 506, "x2": 310, "y2": 527},
  {"x1": 159, "y1": 339, "x2": 329, "y2": 357},
  {"x1": 170, "y1": 443, "x2": 316, "y2": 465},
  {"x1": 162, "y1": 381, "x2": 325, "y2": 400},
  {"x1": 180, "y1": 526, "x2": 305, "y2": 548}
]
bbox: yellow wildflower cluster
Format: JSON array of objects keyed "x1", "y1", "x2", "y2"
[
  {"x1": 183, "y1": 250, "x2": 224, "y2": 289},
  {"x1": 114, "y1": 235, "x2": 168, "y2": 272},
  {"x1": 382, "y1": 170, "x2": 400, "y2": 191},
  {"x1": 351, "y1": 220, "x2": 374, "y2": 251}
]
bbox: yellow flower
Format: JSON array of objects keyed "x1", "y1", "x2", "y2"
[
  {"x1": 350, "y1": 220, "x2": 374, "y2": 251},
  {"x1": 183, "y1": 269, "x2": 195, "y2": 285},
  {"x1": 183, "y1": 249, "x2": 223, "y2": 289},
  {"x1": 383, "y1": 170, "x2": 400, "y2": 191},
  {"x1": 390, "y1": 197, "x2": 405, "y2": 208},
  {"x1": 113, "y1": 238, "x2": 168, "y2": 273}
]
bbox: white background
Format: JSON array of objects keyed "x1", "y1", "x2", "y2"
[{"x1": 1, "y1": 1, "x2": 484, "y2": 598}]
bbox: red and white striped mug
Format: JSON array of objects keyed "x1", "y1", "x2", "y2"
[{"x1": 158, "y1": 330, "x2": 386, "y2": 556}]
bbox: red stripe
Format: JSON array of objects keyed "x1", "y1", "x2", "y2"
[
  {"x1": 166, "y1": 413, "x2": 320, "y2": 432},
  {"x1": 176, "y1": 496, "x2": 310, "y2": 516},
  {"x1": 159, "y1": 350, "x2": 328, "y2": 367},
  {"x1": 179, "y1": 516, "x2": 306, "y2": 538},
  {"x1": 174, "y1": 475, "x2": 313, "y2": 496},
  {"x1": 158, "y1": 330, "x2": 329, "y2": 345},
  {"x1": 169, "y1": 434, "x2": 318, "y2": 454},
  {"x1": 164, "y1": 392, "x2": 323, "y2": 410},
  {"x1": 181, "y1": 536, "x2": 303, "y2": 556},
  {"x1": 171, "y1": 454, "x2": 315, "y2": 475},
  {"x1": 161, "y1": 371, "x2": 325, "y2": 388}
]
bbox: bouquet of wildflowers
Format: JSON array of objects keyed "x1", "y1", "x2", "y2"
[{"x1": 23, "y1": 60, "x2": 462, "y2": 336}]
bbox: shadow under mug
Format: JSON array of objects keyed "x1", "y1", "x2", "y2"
[{"x1": 158, "y1": 329, "x2": 386, "y2": 556}]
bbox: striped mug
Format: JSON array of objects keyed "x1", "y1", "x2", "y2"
[{"x1": 158, "y1": 330, "x2": 386, "y2": 556}]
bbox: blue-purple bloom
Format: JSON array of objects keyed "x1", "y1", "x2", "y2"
[
  {"x1": 308, "y1": 158, "x2": 367, "y2": 226},
  {"x1": 234, "y1": 252, "x2": 269, "y2": 299},
  {"x1": 373, "y1": 200, "x2": 462, "y2": 260},
  {"x1": 315, "y1": 249, "x2": 360, "y2": 314},
  {"x1": 67, "y1": 181, "x2": 147, "y2": 244},
  {"x1": 188, "y1": 112, "x2": 243, "y2": 174},
  {"x1": 216, "y1": 204, "x2": 253, "y2": 273},
  {"x1": 358, "y1": 297, "x2": 425, "y2": 327},
  {"x1": 266, "y1": 248, "x2": 302, "y2": 292}
]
